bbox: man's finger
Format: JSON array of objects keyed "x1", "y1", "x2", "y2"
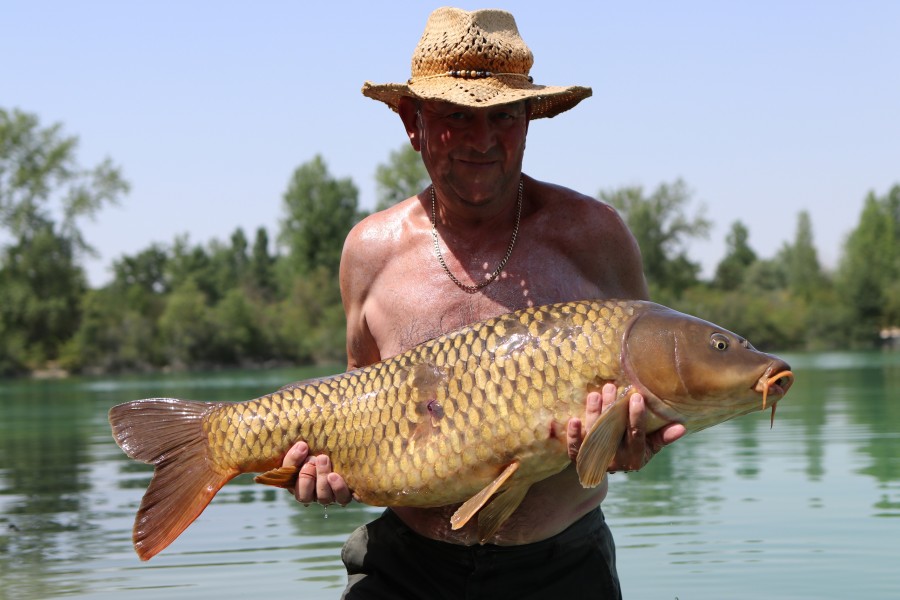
[
  {"x1": 600, "y1": 383, "x2": 617, "y2": 413},
  {"x1": 567, "y1": 418, "x2": 583, "y2": 461},
  {"x1": 620, "y1": 393, "x2": 649, "y2": 470},
  {"x1": 282, "y1": 441, "x2": 309, "y2": 468},
  {"x1": 295, "y1": 460, "x2": 318, "y2": 504},
  {"x1": 315, "y1": 455, "x2": 335, "y2": 505},
  {"x1": 328, "y1": 473, "x2": 353, "y2": 506},
  {"x1": 584, "y1": 391, "x2": 603, "y2": 430},
  {"x1": 653, "y1": 422, "x2": 687, "y2": 448}
]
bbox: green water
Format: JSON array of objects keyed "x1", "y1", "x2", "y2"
[{"x1": 0, "y1": 354, "x2": 898, "y2": 599}]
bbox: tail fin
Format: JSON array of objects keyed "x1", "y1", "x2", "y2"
[{"x1": 109, "y1": 398, "x2": 236, "y2": 560}]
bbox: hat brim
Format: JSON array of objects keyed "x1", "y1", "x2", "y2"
[{"x1": 362, "y1": 75, "x2": 591, "y2": 119}]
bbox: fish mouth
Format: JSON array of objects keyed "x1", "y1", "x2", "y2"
[{"x1": 754, "y1": 363, "x2": 794, "y2": 427}]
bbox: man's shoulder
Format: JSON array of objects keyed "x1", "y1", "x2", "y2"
[
  {"x1": 346, "y1": 197, "x2": 421, "y2": 248},
  {"x1": 527, "y1": 176, "x2": 624, "y2": 230}
]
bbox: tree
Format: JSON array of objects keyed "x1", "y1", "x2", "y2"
[
  {"x1": 157, "y1": 279, "x2": 214, "y2": 368},
  {"x1": 0, "y1": 108, "x2": 128, "y2": 254},
  {"x1": 599, "y1": 179, "x2": 710, "y2": 299},
  {"x1": 837, "y1": 185, "x2": 900, "y2": 342},
  {"x1": 375, "y1": 144, "x2": 429, "y2": 211},
  {"x1": 279, "y1": 155, "x2": 360, "y2": 277},
  {"x1": 778, "y1": 210, "x2": 826, "y2": 302},
  {"x1": 61, "y1": 286, "x2": 160, "y2": 373},
  {"x1": 713, "y1": 221, "x2": 757, "y2": 290},
  {"x1": 249, "y1": 226, "x2": 277, "y2": 298},
  {"x1": 0, "y1": 108, "x2": 128, "y2": 373},
  {"x1": 111, "y1": 244, "x2": 170, "y2": 295}
]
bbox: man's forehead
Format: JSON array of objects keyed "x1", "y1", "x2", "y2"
[{"x1": 418, "y1": 99, "x2": 528, "y2": 113}]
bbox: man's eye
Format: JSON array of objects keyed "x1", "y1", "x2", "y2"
[{"x1": 447, "y1": 112, "x2": 467, "y2": 120}]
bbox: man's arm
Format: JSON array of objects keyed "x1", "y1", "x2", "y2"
[{"x1": 564, "y1": 198, "x2": 685, "y2": 469}]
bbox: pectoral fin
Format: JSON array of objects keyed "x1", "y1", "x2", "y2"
[
  {"x1": 575, "y1": 395, "x2": 630, "y2": 487},
  {"x1": 450, "y1": 461, "x2": 519, "y2": 531}
]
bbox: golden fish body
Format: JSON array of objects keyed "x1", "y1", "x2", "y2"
[
  {"x1": 109, "y1": 299, "x2": 793, "y2": 560},
  {"x1": 209, "y1": 300, "x2": 627, "y2": 504}
]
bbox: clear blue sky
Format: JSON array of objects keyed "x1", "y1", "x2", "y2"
[{"x1": 4, "y1": 1, "x2": 898, "y2": 286}]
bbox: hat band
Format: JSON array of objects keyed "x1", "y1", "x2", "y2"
[{"x1": 408, "y1": 71, "x2": 534, "y2": 84}]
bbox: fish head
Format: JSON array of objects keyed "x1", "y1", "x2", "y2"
[{"x1": 623, "y1": 303, "x2": 794, "y2": 432}]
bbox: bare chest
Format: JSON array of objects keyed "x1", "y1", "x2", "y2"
[{"x1": 365, "y1": 244, "x2": 603, "y2": 358}]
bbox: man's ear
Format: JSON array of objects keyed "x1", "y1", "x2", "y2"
[{"x1": 398, "y1": 97, "x2": 421, "y2": 151}]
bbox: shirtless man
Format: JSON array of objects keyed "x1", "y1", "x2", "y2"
[{"x1": 282, "y1": 8, "x2": 685, "y2": 598}]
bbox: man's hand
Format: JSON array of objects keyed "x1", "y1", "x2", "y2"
[
  {"x1": 566, "y1": 383, "x2": 686, "y2": 471},
  {"x1": 282, "y1": 442, "x2": 353, "y2": 506}
]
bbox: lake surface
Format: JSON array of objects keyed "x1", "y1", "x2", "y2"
[{"x1": 1, "y1": 353, "x2": 898, "y2": 599}]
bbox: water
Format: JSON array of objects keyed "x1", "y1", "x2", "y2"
[{"x1": 1, "y1": 354, "x2": 898, "y2": 599}]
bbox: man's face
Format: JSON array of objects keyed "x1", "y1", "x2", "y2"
[{"x1": 410, "y1": 99, "x2": 529, "y2": 207}]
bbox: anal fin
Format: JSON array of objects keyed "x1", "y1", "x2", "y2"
[
  {"x1": 450, "y1": 461, "x2": 519, "y2": 531},
  {"x1": 475, "y1": 483, "x2": 530, "y2": 543}
]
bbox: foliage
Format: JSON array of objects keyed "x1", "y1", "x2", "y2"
[
  {"x1": 600, "y1": 179, "x2": 710, "y2": 298},
  {"x1": 60, "y1": 287, "x2": 160, "y2": 373},
  {"x1": 4, "y1": 107, "x2": 900, "y2": 377},
  {"x1": 713, "y1": 221, "x2": 757, "y2": 291},
  {"x1": 0, "y1": 108, "x2": 128, "y2": 375},
  {"x1": 778, "y1": 211, "x2": 828, "y2": 302},
  {"x1": 835, "y1": 185, "x2": 900, "y2": 344},
  {"x1": 374, "y1": 144, "x2": 429, "y2": 211},
  {"x1": 279, "y1": 155, "x2": 361, "y2": 278},
  {"x1": 271, "y1": 266, "x2": 346, "y2": 365},
  {"x1": 674, "y1": 286, "x2": 806, "y2": 352},
  {"x1": 63, "y1": 155, "x2": 354, "y2": 373}
]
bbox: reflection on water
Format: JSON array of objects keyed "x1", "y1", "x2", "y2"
[{"x1": 1, "y1": 355, "x2": 898, "y2": 599}]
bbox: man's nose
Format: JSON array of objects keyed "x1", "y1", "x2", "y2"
[{"x1": 466, "y1": 114, "x2": 495, "y2": 152}]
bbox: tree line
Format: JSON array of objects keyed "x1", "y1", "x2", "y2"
[{"x1": 1, "y1": 107, "x2": 898, "y2": 377}]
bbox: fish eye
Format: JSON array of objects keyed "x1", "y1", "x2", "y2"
[{"x1": 710, "y1": 333, "x2": 729, "y2": 351}]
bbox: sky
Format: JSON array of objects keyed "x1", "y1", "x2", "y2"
[{"x1": 4, "y1": 1, "x2": 898, "y2": 287}]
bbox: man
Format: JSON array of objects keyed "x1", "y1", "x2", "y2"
[{"x1": 282, "y1": 7, "x2": 685, "y2": 598}]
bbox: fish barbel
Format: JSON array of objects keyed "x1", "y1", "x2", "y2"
[{"x1": 109, "y1": 299, "x2": 793, "y2": 560}]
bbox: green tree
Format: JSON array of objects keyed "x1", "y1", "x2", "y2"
[
  {"x1": 600, "y1": 179, "x2": 710, "y2": 300},
  {"x1": 209, "y1": 288, "x2": 268, "y2": 365},
  {"x1": 0, "y1": 224, "x2": 89, "y2": 372},
  {"x1": 837, "y1": 185, "x2": 900, "y2": 343},
  {"x1": 0, "y1": 108, "x2": 128, "y2": 373},
  {"x1": 0, "y1": 108, "x2": 127, "y2": 248},
  {"x1": 203, "y1": 227, "x2": 251, "y2": 299},
  {"x1": 158, "y1": 278, "x2": 215, "y2": 368},
  {"x1": 166, "y1": 234, "x2": 221, "y2": 302},
  {"x1": 112, "y1": 244, "x2": 170, "y2": 293},
  {"x1": 279, "y1": 155, "x2": 360, "y2": 277},
  {"x1": 249, "y1": 226, "x2": 277, "y2": 298},
  {"x1": 375, "y1": 144, "x2": 429, "y2": 211},
  {"x1": 713, "y1": 221, "x2": 757, "y2": 290},
  {"x1": 778, "y1": 210, "x2": 826, "y2": 302},
  {"x1": 61, "y1": 286, "x2": 160, "y2": 373},
  {"x1": 272, "y1": 266, "x2": 346, "y2": 364}
]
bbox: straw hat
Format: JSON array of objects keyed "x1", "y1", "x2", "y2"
[{"x1": 362, "y1": 7, "x2": 592, "y2": 119}]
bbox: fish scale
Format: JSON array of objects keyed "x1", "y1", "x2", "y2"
[
  {"x1": 199, "y1": 300, "x2": 626, "y2": 504},
  {"x1": 109, "y1": 298, "x2": 793, "y2": 560}
]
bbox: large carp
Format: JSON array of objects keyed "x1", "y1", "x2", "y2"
[{"x1": 109, "y1": 299, "x2": 793, "y2": 560}]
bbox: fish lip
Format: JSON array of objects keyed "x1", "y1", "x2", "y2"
[{"x1": 754, "y1": 362, "x2": 794, "y2": 407}]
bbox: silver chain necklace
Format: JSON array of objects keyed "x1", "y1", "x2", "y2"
[{"x1": 430, "y1": 178, "x2": 523, "y2": 294}]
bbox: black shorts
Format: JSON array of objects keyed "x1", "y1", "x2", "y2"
[{"x1": 340, "y1": 507, "x2": 621, "y2": 600}]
